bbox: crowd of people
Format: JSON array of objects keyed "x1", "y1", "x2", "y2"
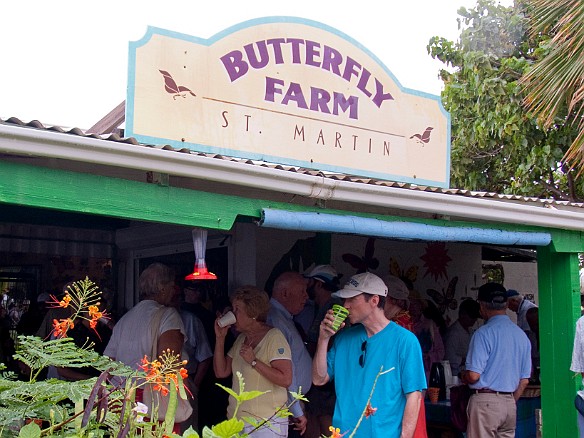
[{"x1": 2, "y1": 260, "x2": 547, "y2": 438}]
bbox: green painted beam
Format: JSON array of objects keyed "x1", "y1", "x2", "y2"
[
  {"x1": 0, "y1": 160, "x2": 262, "y2": 231},
  {"x1": 537, "y1": 246, "x2": 581, "y2": 437},
  {"x1": 0, "y1": 160, "x2": 582, "y2": 246}
]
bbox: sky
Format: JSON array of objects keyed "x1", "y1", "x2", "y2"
[{"x1": 0, "y1": 0, "x2": 509, "y2": 130}]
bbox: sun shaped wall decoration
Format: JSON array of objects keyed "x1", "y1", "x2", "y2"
[{"x1": 420, "y1": 242, "x2": 452, "y2": 281}]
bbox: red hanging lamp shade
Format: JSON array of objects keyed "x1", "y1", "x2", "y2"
[{"x1": 185, "y1": 228, "x2": 217, "y2": 281}]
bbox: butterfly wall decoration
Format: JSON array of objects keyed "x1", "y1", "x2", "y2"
[
  {"x1": 389, "y1": 257, "x2": 419, "y2": 286},
  {"x1": 342, "y1": 238, "x2": 379, "y2": 274},
  {"x1": 427, "y1": 276, "x2": 458, "y2": 314}
]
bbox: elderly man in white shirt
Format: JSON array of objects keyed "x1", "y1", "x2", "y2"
[
  {"x1": 506, "y1": 290, "x2": 537, "y2": 331},
  {"x1": 444, "y1": 299, "x2": 481, "y2": 376}
]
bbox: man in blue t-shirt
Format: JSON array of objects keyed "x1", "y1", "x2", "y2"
[
  {"x1": 312, "y1": 272, "x2": 426, "y2": 438},
  {"x1": 462, "y1": 282, "x2": 531, "y2": 438}
]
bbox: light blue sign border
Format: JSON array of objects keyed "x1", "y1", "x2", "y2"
[{"x1": 126, "y1": 16, "x2": 451, "y2": 188}]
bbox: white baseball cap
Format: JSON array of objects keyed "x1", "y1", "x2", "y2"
[
  {"x1": 332, "y1": 272, "x2": 388, "y2": 299},
  {"x1": 304, "y1": 264, "x2": 340, "y2": 287}
]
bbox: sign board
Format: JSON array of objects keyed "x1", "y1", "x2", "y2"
[{"x1": 126, "y1": 17, "x2": 450, "y2": 187}]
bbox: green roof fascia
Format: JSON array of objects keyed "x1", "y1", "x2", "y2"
[{"x1": 0, "y1": 160, "x2": 582, "y2": 248}]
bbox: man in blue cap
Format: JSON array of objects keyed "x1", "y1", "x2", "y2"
[
  {"x1": 462, "y1": 282, "x2": 531, "y2": 438},
  {"x1": 299, "y1": 265, "x2": 342, "y2": 438}
]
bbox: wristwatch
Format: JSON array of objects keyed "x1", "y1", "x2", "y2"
[{"x1": 251, "y1": 359, "x2": 257, "y2": 368}]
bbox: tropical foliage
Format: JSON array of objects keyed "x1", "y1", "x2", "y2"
[
  {"x1": 0, "y1": 278, "x2": 304, "y2": 438},
  {"x1": 428, "y1": 0, "x2": 584, "y2": 200},
  {"x1": 521, "y1": 0, "x2": 584, "y2": 175}
]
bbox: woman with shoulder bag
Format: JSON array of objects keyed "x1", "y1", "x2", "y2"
[{"x1": 104, "y1": 262, "x2": 191, "y2": 427}]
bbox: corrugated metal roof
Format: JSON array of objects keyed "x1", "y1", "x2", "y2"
[{"x1": 3, "y1": 116, "x2": 583, "y2": 210}]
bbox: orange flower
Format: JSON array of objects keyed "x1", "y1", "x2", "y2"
[
  {"x1": 139, "y1": 351, "x2": 188, "y2": 396},
  {"x1": 364, "y1": 402, "x2": 378, "y2": 418},
  {"x1": 88, "y1": 305, "x2": 103, "y2": 319},
  {"x1": 154, "y1": 384, "x2": 169, "y2": 396},
  {"x1": 52, "y1": 318, "x2": 75, "y2": 338},
  {"x1": 58, "y1": 294, "x2": 72, "y2": 308},
  {"x1": 329, "y1": 426, "x2": 344, "y2": 438}
]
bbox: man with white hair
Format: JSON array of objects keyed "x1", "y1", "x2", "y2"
[
  {"x1": 268, "y1": 271, "x2": 311, "y2": 436},
  {"x1": 506, "y1": 289, "x2": 538, "y2": 331}
]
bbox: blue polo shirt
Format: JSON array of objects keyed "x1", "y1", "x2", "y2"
[
  {"x1": 466, "y1": 314, "x2": 531, "y2": 392},
  {"x1": 267, "y1": 298, "x2": 312, "y2": 418}
]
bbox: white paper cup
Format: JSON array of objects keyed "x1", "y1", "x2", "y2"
[{"x1": 218, "y1": 311, "x2": 236, "y2": 328}]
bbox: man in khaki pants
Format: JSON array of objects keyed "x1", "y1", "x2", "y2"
[{"x1": 462, "y1": 282, "x2": 531, "y2": 437}]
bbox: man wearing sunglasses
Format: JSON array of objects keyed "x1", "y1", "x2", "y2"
[{"x1": 312, "y1": 272, "x2": 426, "y2": 438}]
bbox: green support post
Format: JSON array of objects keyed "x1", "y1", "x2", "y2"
[{"x1": 537, "y1": 245, "x2": 581, "y2": 437}]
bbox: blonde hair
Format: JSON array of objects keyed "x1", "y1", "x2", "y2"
[{"x1": 231, "y1": 285, "x2": 270, "y2": 322}]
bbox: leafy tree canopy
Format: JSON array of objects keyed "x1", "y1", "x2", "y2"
[{"x1": 428, "y1": 0, "x2": 583, "y2": 201}]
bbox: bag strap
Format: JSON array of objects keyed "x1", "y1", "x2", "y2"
[{"x1": 149, "y1": 305, "x2": 167, "y2": 360}]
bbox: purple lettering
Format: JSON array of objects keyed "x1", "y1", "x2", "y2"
[
  {"x1": 220, "y1": 50, "x2": 249, "y2": 82},
  {"x1": 305, "y1": 40, "x2": 321, "y2": 67},
  {"x1": 244, "y1": 41, "x2": 269, "y2": 69},
  {"x1": 287, "y1": 38, "x2": 305, "y2": 64},
  {"x1": 356, "y1": 68, "x2": 373, "y2": 98},
  {"x1": 333, "y1": 93, "x2": 358, "y2": 120},
  {"x1": 322, "y1": 46, "x2": 343, "y2": 76},
  {"x1": 310, "y1": 87, "x2": 331, "y2": 114},
  {"x1": 282, "y1": 82, "x2": 308, "y2": 109},
  {"x1": 265, "y1": 76, "x2": 285, "y2": 102},
  {"x1": 222, "y1": 38, "x2": 394, "y2": 113},
  {"x1": 267, "y1": 38, "x2": 286, "y2": 64},
  {"x1": 372, "y1": 78, "x2": 394, "y2": 107},
  {"x1": 342, "y1": 56, "x2": 361, "y2": 82}
]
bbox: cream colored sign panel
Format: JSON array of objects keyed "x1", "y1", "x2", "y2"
[{"x1": 126, "y1": 18, "x2": 450, "y2": 187}]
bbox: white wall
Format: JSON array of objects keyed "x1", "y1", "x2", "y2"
[
  {"x1": 500, "y1": 260, "x2": 538, "y2": 304},
  {"x1": 331, "y1": 235, "x2": 483, "y2": 326}
]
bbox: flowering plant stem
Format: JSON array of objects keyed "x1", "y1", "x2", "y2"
[{"x1": 347, "y1": 366, "x2": 394, "y2": 438}]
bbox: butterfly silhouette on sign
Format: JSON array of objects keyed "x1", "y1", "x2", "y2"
[
  {"x1": 427, "y1": 276, "x2": 458, "y2": 314},
  {"x1": 409, "y1": 127, "x2": 434, "y2": 145},
  {"x1": 342, "y1": 238, "x2": 379, "y2": 274},
  {"x1": 389, "y1": 257, "x2": 419, "y2": 286},
  {"x1": 159, "y1": 70, "x2": 196, "y2": 100}
]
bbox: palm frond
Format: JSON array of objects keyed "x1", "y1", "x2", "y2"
[{"x1": 521, "y1": 0, "x2": 584, "y2": 170}]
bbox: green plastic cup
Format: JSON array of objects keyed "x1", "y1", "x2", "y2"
[{"x1": 331, "y1": 304, "x2": 349, "y2": 331}]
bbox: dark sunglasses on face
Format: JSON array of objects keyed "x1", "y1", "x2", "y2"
[{"x1": 359, "y1": 340, "x2": 367, "y2": 367}]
